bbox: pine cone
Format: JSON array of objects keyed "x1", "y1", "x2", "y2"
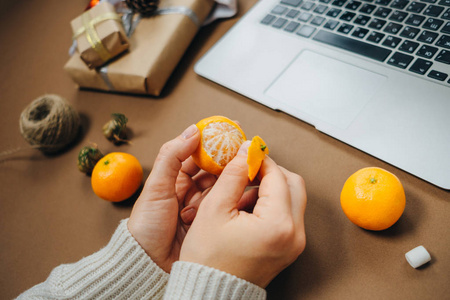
[
  {"x1": 125, "y1": 0, "x2": 159, "y2": 15},
  {"x1": 102, "y1": 113, "x2": 130, "y2": 144},
  {"x1": 77, "y1": 145, "x2": 104, "y2": 174}
]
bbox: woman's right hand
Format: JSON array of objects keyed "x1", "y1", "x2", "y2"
[{"x1": 180, "y1": 141, "x2": 307, "y2": 288}]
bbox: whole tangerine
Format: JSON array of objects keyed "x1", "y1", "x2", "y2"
[
  {"x1": 91, "y1": 152, "x2": 143, "y2": 202},
  {"x1": 340, "y1": 167, "x2": 406, "y2": 231}
]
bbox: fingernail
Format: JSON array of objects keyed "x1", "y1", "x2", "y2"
[
  {"x1": 181, "y1": 124, "x2": 198, "y2": 139},
  {"x1": 238, "y1": 140, "x2": 251, "y2": 155}
]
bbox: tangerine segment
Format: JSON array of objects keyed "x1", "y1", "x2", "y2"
[
  {"x1": 91, "y1": 152, "x2": 143, "y2": 202},
  {"x1": 247, "y1": 136, "x2": 269, "y2": 181},
  {"x1": 192, "y1": 116, "x2": 246, "y2": 175},
  {"x1": 340, "y1": 167, "x2": 405, "y2": 231}
]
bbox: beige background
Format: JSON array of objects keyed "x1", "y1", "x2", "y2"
[{"x1": 1, "y1": 0, "x2": 449, "y2": 299}]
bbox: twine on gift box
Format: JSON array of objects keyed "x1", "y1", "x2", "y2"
[{"x1": 0, "y1": 94, "x2": 81, "y2": 159}]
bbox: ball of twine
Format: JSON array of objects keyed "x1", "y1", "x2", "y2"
[{"x1": 19, "y1": 94, "x2": 81, "y2": 153}]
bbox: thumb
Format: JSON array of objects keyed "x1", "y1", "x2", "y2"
[
  {"x1": 143, "y1": 124, "x2": 200, "y2": 199},
  {"x1": 202, "y1": 141, "x2": 251, "y2": 213}
]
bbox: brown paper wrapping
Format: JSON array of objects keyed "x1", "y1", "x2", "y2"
[
  {"x1": 71, "y1": 2, "x2": 129, "y2": 69},
  {"x1": 65, "y1": 0, "x2": 214, "y2": 96}
]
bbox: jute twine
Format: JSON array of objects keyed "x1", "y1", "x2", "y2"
[{"x1": 18, "y1": 94, "x2": 81, "y2": 154}]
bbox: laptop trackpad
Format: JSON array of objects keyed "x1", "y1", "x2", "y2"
[{"x1": 265, "y1": 50, "x2": 387, "y2": 129}]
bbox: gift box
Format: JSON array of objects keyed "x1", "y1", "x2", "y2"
[
  {"x1": 71, "y1": 2, "x2": 129, "y2": 69},
  {"x1": 64, "y1": 0, "x2": 215, "y2": 96}
]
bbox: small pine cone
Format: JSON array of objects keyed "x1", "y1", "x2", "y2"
[
  {"x1": 125, "y1": 0, "x2": 159, "y2": 15},
  {"x1": 103, "y1": 113, "x2": 129, "y2": 144},
  {"x1": 77, "y1": 145, "x2": 104, "y2": 174}
]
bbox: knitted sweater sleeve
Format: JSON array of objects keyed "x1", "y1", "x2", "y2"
[
  {"x1": 16, "y1": 219, "x2": 169, "y2": 299},
  {"x1": 163, "y1": 261, "x2": 267, "y2": 300}
]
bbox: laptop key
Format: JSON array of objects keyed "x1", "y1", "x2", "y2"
[
  {"x1": 332, "y1": 0, "x2": 347, "y2": 6},
  {"x1": 273, "y1": 17, "x2": 288, "y2": 28},
  {"x1": 438, "y1": 0, "x2": 450, "y2": 6},
  {"x1": 390, "y1": 0, "x2": 409, "y2": 9},
  {"x1": 298, "y1": 12, "x2": 313, "y2": 21},
  {"x1": 405, "y1": 14, "x2": 426, "y2": 26},
  {"x1": 324, "y1": 19, "x2": 341, "y2": 29},
  {"x1": 435, "y1": 49, "x2": 450, "y2": 63},
  {"x1": 389, "y1": 10, "x2": 409, "y2": 22},
  {"x1": 281, "y1": 0, "x2": 303, "y2": 7},
  {"x1": 375, "y1": 0, "x2": 392, "y2": 5},
  {"x1": 314, "y1": 4, "x2": 329, "y2": 14},
  {"x1": 360, "y1": 3, "x2": 377, "y2": 14},
  {"x1": 261, "y1": 14, "x2": 276, "y2": 25},
  {"x1": 296, "y1": 24, "x2": 317, "y2": 37},
  {"x1": 368, "y1": 18, "x2": 387, "y2": 29},
  {"x1": 387, "y1": 52, "x2": 414, "y2": 68},
  {"x1": 313, "y1": 29, "x2": 392, "y2": 61},
  {"x1": 417, "y1": 30, "x2": 439, "y2": 43},
  {"x1": 406, "y1": 1, "x2": 427, "y2": 13},
  {"x1": 346, "y1": 0, "x2": 363, "y2": 10},
  {"x1": 286, "y1": 9, "x2": 301, "y2": 18},
  {"x1": 424, "y1": 5, "x2": 445, "y2": 17},
  {"x1": 384, "y1": 22, "x2": 403, "y2": 33},
  {"x1": 354, "y1": 14, "x2": 372, "y2": 25},
  {"x1": 400, "y1": 26, "x2": 421, "y2": 38},
  {"x1": 352, "y1": 27, "x2": 370, "y2": 37},
  {"x1": 399, "y1": 40, "x2": 420, "y2": 52},
  {"x1": 374, "y1": 7, "x2": 393, "y2": 18},
  {"x1": 443, "y1": 8, "x2": 450, "y2": 19},
  {"x1": 442, "y1": 21, "x2": 450, "y2": 33},
  {"x1": 301, "y1": 1, "x2": 316, "y2": 10},
  {"x1": 417, "y1": 45, "x2": 439, "y2": 58},
  {"x1": 285, "y1": 21, "x2": 301, "y2": 32},
  {"x1": 338, "y1": 23, "x2": 355, "y2": 33},
  {"x1": 311, "y1": 16, "x2": 327, "y2": 25},
  {"x1": 436, "y1": 34, "x2": 450, "y2": 48},
  {"x1": 327, "y1": 8, "x2": 343, "y2": 17},
  {"x1": 428, "y1": 70, "x2": 448, "y2": 80},
  {"x1": 272, "y1": 5, "x2": 289, "y2": 15},
  {"x1": 383, "y1": 35, "x2": 402, "y2": 47},
  {"x1": 367, "y1": 31, "x2": 386, "y2": 42},
  {"x1": 423, "y1": 18, "x2": 444, "y2": 30},
  {"x1": 409, "y1": 58, "x2": 433, "y2": 74},
  {"x1": 340, "y1": 11, "x2": 357, "y2": 21}
]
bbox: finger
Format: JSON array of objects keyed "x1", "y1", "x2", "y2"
[
  {"x1": 202, "y1": 141, "x2": 251, "y2": 213},
  {"x1": 237, "y1": 187, "x2": 259, "y2": 212},
  {"x1": 143, "y1": 124, "x2": 200, "y2": 199},
  {"x1": 253, "y1": 156, "x2": 291, "y2": 219},
  {"x1": 279, "y1": 166, "x2": 307, "y2": 228},
  {"x1": 181, "y1": 157, "x2": 201, "y2": 177},
  {"x1": 181, "y1": 186, "x2": 213, "y2": 225}
]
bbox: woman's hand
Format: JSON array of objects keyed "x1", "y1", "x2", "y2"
[
  {"x1": 127, "y1": 124, "x2": 217, "y2": 273},
  {"x1": 180, "y1": 141, "x2": 307, "y2": 288}
]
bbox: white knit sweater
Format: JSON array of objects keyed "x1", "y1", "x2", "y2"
[{"x1": 17, "y1": 219, "x2": 266, "y2": 300}]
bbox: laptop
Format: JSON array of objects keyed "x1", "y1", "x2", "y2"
[{"x1": 194, "y1": 0, "x2": 450, "y2": 189}]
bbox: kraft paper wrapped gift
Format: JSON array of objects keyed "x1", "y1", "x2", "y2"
[
  {"x1": 64, "y1": 0, "x2": 214, "y2": 96},
  {"x1": 71, "y1": 2, "x2": 129, "y2": 69}
]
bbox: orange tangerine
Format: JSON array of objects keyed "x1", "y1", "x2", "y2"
[
  {"x1": 192, "y1": 116, "x2": 246, "y2": 175},
  {"x1": 340, "y1": 167, "x2": 406, "y2": 231},
  {"x1": 91, "y1": 152, "x2": 143, "y2": 202}
]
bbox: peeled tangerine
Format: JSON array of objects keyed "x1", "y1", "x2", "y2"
[{"x1": 190, "y1": 116, "x2": 269, "y2": 180}]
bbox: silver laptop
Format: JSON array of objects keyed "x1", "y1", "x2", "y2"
[{"x1": 195, "y1": 0, "x2": 450, "y2": 189}]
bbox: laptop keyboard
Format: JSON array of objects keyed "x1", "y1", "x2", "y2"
[{"x1": 261, "y1": 0, "x2": 450, "y2": 84}]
